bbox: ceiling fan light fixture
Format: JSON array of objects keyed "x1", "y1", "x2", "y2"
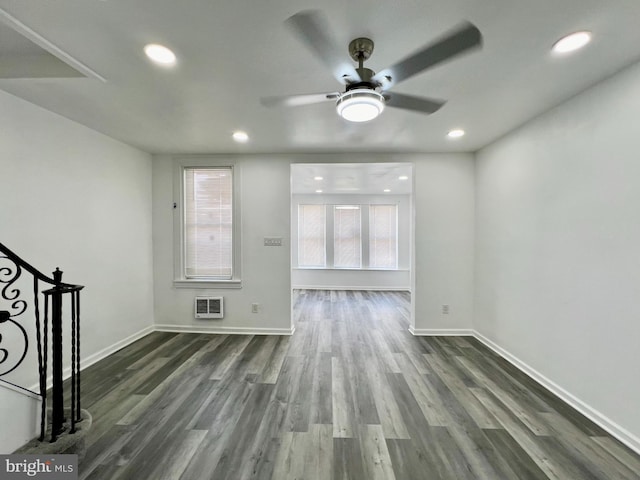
[{"x1": 336, "y1": 89, "x2": 385, "y2": 122}]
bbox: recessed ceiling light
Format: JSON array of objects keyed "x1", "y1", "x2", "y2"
[
  {"x1": 383, "y1": 189, "x2": 391, "y2": 193},
  {"x1": 232, "y1": 131, "x2": 249, "y2": 143},
  {"x1": 315, "y1": 189, "x2": 323, "y2": 193},
  {"x1": 552, "y1": 31, "x2": 592, "y2": 54},
  {"x1": 144, "y1": 44, "x2": 176, "y2": 66},
  {"x1": 398, "y1": 175, "x2": 409, "y2": 180},
  {"x1": 314, "y1": 176, "x2": 323, "y2": 181},
  {"x1": 447, "y1": 129, "x2": 465, "y2": 138}
]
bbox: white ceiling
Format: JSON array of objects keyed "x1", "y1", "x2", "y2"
[
  {"x1": 1, "y1": 0, "x2": 640, "y2": 154},
  {"x1": 291, "y1": 163, "x2": 413, "y2": 195}
]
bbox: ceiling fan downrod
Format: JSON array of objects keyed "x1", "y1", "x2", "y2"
[{"x1": 347, "y1": 37, "x2": 377, "y2": 90}]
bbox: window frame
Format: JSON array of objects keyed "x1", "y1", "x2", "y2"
[{"x1": 173, "y1": 157, "x2": 242, "y2": 288}]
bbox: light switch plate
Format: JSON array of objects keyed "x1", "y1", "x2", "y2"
[{"x1": 264, "y1": 237, "x2": 282, "y2": 246}]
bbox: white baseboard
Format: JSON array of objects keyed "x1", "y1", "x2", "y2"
[
  {"x1": 473, "y1": 331, "x2": 640, "y2": 456},
  {"x1": 293, "y1": 285, "x2": 410, "y2": 291},
  {"x1": 81, "y1": 325, "x2": 156, "y2": 371},
  {"x1": 27, "y1": 322, "x2": 292, "y2": 391},
  {"x1": 409, "y1": 326, "x2": 474, "y2": 336},
  {"x1": 28, "y1": 325, "x2": 155, "y2": 392},
  {"x1": 154, "y1": 324, "x2": 295, "y2": 336}
]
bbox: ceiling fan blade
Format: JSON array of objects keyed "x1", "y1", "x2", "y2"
[
  {"x1": 285, "y1": 10, "x2": 361, "y2": 85},
  {"x1": 384, "y1": 92, "x2": 446, "y2": 114},
  {"x1": 373, "y1": 22, "x2": 482, "y2": 89},
  {"x1": 261, "y1": 92, "x2": 339, "y2": 108}
]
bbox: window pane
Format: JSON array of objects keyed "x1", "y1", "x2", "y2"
[
  {"x1": 184, "y1": 168, "x2": 233, "y2": 278},
  {"x1": 298, "y1": 205, "x2": 326, "y2": 267},
  {"x1": 370, "y1": 205, "x2": 398, "y2": 269},
  {"x1": 334, "y1": 206, "x2": 361, "y2": 268}
]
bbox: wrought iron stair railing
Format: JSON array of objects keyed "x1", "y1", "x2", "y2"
[{"x1": 0, "y1": 242, "x2": 84, "y2": 443}]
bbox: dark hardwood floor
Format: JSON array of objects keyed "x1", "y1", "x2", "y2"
[{"x1": 75, "y1": 290, "x2": 640, "y2": 479}]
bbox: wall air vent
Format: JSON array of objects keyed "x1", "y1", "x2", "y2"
[{"x1": 195, "y1": 296, "x2": 223, "y2": 319}]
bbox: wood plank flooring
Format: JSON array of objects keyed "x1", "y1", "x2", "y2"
[{"x1": 74, "y1": 290, "x2": 640, "y2": 479}]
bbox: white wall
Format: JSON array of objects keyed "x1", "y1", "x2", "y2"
[
  {"x1": 0, "y1": 383, "x2": 40, "y2": 453},
  {"x1": 152, "y1": 155, "x2": 293, "y2": 333},
  {"x1": 413, "y1": 154, "x2": 476, "y2": 333},
  {"x1": 475, "y1": 61, "x2": 640, "y2": 449},
  {"x1": 153, "y1": 153, "x2": 475, "y2": 334},
  {"x1": 0, "y1": 89, "x2": 154, "y2": 394},
  {"x1": 292, "y1": 193, "x2": 411, "y2": 290}
]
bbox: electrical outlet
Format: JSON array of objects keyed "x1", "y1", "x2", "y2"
[
  {"x1": 442, "y1": 304, "x2": 450, "y2": 314},
  {"x1": 251, "y1": 303, "x2": 259, "y2": 313}
]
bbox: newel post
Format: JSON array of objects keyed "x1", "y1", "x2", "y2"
[{"x1": 50, "y1": 267, "x2": 65, "y2": 441}]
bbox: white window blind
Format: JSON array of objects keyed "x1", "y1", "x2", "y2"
[
  {"x1": 334, "y1": 206, "x2": 361, "y2": 268},
  {"x1": 298, "y1": 205, "x2": 326, "y2": 267},
  {"x1": 370, "y1": 205, "x2": 398, "y2": 269},
  {"x1": 184, "y1": 167, "x2": 233, "y2": 278}
]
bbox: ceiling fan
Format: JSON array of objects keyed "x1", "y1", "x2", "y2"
[{"x1": 262, "y1": 10, "x2": 483, "y2": 123}]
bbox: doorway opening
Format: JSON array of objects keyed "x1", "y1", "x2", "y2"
[{"x1": 290, "y1": 162, "x2": 415, "y2": 330}]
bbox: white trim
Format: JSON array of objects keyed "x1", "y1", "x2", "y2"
[
  {"x1": 0, "y1": 8, "x2": 107, "y2": 82},
  {"x1": 293, "y1": 285, "x2": 410, "y2": 291},
  {"x1": 293, "y1": 268, "x2": 410, "y2": 272},
  {"x1": 409, "y1": 327, "x2": 474, "y2": 336},
  {"x1": 154, "y1": 324, "x2": 295, "y2": 336},
  {"x1": 79, "y1": 325, "x2": 156, "y2": 372},
  {"x1": 28, "y1": 325, "x2": 155, "y2": 391},
  {"x1": 473, "y1": 330, "x2": 640, "y2": 456},
  {"x1": 0, "y1": 379, "x2": 41, "y2": 401},
  {"x1": 173, "y1": 279, "x2": 242, "y2": 289},
  {"x1": 173, "y1": 157, "x2": 243, "y2": 287}
]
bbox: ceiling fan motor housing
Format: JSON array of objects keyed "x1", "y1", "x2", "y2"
[{"x1": 346, "y1": 75, "x2": 378, "y2": 91}]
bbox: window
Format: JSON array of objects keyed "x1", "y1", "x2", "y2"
[
  {"x1": 174, "y1": 159, "x2": 241, "y2": 288},
  {"x1": 298, "y1": 204, "x2": 326, "y2": 267},
  {"x1": 296, "y1": 203, "x2": 399, "y2": 270},
  {"x1": 369, "y1": 205, "x2": 398, "y2": 269},
  {"x1": 334, "y1": 206, "x2": 362, "y2": 268},
  {"x1": 184, "y1": 167, "x2": 233, "y2": 278}
]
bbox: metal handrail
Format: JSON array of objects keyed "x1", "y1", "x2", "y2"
[
  {"x1": 0, "y1": 241, "x2": 84, "y2": 442},
  {"x1": 0, "y1": 242, "x2": 80, "y2": 288}
]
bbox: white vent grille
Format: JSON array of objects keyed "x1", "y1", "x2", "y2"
[{"x1": 195, "y1": 296, "x2": 224, "y2": 319}]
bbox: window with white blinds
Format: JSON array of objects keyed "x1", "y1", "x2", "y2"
[
  {"x1": 334, "y1": 206, "x2": 362, "y2": 268},
  {"x1": 298, "y1": 205, "x2": 326, "y2": 267},
  {"x1": 295, "y1": 203, "x2": 399, "y2": 270},
  {"x1": 184, "y1": 167, "x2": 233, "y2": 278},
  {"x1": 369, "y1": 205, "x2": 398, "y2": 269}
]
